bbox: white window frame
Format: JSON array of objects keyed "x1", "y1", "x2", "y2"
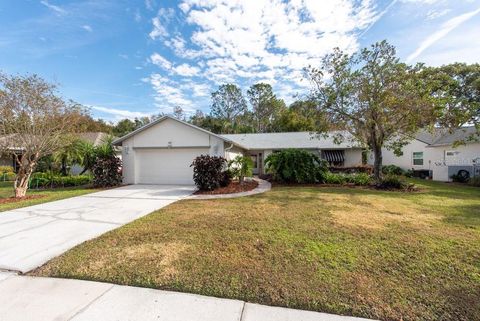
[{"x1": 412, "y1": 152, "x2": 424, "y2": 166}]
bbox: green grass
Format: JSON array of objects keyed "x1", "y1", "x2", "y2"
[
  {"x1": 0, "y1": 181, "x2": 99, "y2": 212},
  {"x1": 32, "y1": 180, "x2": 480, "y2": 321}
]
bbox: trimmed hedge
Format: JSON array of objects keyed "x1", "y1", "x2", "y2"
[
  {"x1": 29, "y1": 172, "x2": 92, "y2": 188},
  {"x1": 323, "y1": 172, "x2": 372, "y2": 186}
]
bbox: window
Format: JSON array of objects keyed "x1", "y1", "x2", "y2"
[
  {"x1": 412, "y1": 152, "x2": 423, "y2": 166},
  {"x1": 321, "y1": 150, "x2": 345, "y2": 167}
]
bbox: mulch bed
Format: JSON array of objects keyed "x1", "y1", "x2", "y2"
[
  {"x1": 194, "y1": 180, "x2": 259, "y2": 195},
  {"x1": 0, "y1": 194, "x2": 45, "y2": 205}
]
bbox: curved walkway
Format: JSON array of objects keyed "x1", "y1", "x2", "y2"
[{"x1": 187, "y1": 178, "x2": 271, "y2": 200}]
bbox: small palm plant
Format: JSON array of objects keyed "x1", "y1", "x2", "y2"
[{"x1": 228, "y1": 155, "x2": 253, "y2": 184}]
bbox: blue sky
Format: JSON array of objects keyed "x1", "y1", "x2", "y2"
[{"x1": 1, "y1": 0, "x2": 479, "y2": 122}]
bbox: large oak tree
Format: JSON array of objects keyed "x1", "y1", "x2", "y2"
[{"x1": 308, "y1": 41, "x2": 438, "y2": 180}]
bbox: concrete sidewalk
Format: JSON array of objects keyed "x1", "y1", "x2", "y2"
[{"x1": 0, "y1": 273, "x2": 373, "y2": 321}]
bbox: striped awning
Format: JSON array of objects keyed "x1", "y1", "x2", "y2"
[{"x1": 322, "y1": 150, "x2": 345, "y2": 162}]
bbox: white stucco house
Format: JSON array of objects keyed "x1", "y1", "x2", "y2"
[
  {"x1": 112, "y1": 116, "x2": 364, "y2": 185},
  {"x1": 370, "y1": 127, "x2": 480, "y2": 181}
]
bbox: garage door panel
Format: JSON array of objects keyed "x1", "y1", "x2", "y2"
[{"x1": 136, "y1": 148, "x2": 208, "y2": 185}]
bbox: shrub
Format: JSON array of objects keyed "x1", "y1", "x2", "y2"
[
  {"x1": 467, "y1": 176, "x2": 480, "y2": 187},
  {"x1": 0, "y1": 166, "x2": 15, "y2": 181},
  {"x1": 265, "y1": 149, "x2": 328, "y2": 183},
  {"x1": 0, "y1": 165, "x2": 14, "y2": 173},
  {"x1": 219, "y1": 169, "x2": 233, "y2": 187},
  {"x1": 228, "y1": 155, "x2": 253, "y2": 183},
  {"x1": 323, "y1": 172, "x2": 347, "y2": 185},
  {"x1": 191, "y1": 155, "x2": 228, "y2": 191},
  {"x1": 91, "y1": 155, "x2": 122, "y2": 187},
  {"x1": 345, "y1": 173, "x2": 372, "y2": 186},
  {"x1": 382, "y1": 165, "x2": 405, "y2": 176},
  {"x1": 29, "y1": 172, "x2": 92, "y2": 188},
  {"x1": 376, "y1": 174, "x2": 415, "y2": 191}
]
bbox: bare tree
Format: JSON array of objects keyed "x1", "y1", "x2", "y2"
[{"x1": 0, "y1": 73, "x2": 82, "y2": 197}]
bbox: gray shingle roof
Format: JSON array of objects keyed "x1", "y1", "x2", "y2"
[
  {"x1": 427, "y1": 127, "x2": 479, "y2": 146},
  {"x1": 221, "y1": 131, "x2": 362, "y2": 150},
  {"x1": 77, "y1": 132, "x2": 110, "y2": 146}
]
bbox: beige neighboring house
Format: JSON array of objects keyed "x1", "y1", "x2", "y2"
[
  {"x1": 113, "y1": 115, "x2": 364, "y2": 185},
  {"x1": 370, "y1": 127, "x2": 480, "y2": 181}
]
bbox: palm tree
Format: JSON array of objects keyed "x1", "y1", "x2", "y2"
[
  {"x1": 52, "y1": 139, "x2": 85, "y2": 176},
  {"x1": 78, "y1": 140, "x2": 96, "y2": 175}
]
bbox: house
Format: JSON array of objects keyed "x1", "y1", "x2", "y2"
[
  {"x1": 0, "y1": 132, "x2": 113, "y2": 174},
  {"x1": 112, "y1": 115, "x2": 364, "y2": 185},
  {"x1": 222, "y1": 132, "x2": 363, "y2": 175},
  {"x1": 0, "y1": 134, "x2": 24, "y2": 171},
  {"x1": 70, "y1": 132, "x2": 115, "y2": 175},
  {"x1": 371, "y1": 127, "x2": 480, "y2": 181}
]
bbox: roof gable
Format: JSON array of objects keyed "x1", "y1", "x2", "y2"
[{"x1": 112, "y1": 115, "x2": 232, "y2": 146}]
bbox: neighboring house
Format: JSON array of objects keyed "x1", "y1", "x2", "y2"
[
  {"x1": 0, "y1": 134, "x2": 23, "y2": 171},
  {"x1": 370, "y1": 127, "x2": 480, "y2": 181},
  {"x1": 113, "y1": 115, "x2": 364, "y2": 185},
  {"x1": 0, "y1": 132, "x2": 113, "y2": 174},
  {"x1": 70, "y1": 132, "x2": 114, "y2": 175}
]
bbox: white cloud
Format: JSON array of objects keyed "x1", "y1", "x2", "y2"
[
  {"x1": 426, "y1": 8, "x2": 451, "y2": 20},
  {"x1": 171, "y1": 0, "x2": 380, "y2": 100},
  {"x1": 90, "y1": 105, "x2": 151, "y2": 120},
  {"x1": 134, "y1": 9, "x2": 142, "y2": 22},
  {"x1": 81, "y1": 25, "x2": 93, "y2": 32},
  {"x1": 190, "y1": 83, "x2": 210, "y2": 97},
  {"x1": 149, "y1": 8, "x2": 175, "y2": 40},
  {"x1": 173, "y1": 63, "x2": 200, "y2": 76},
  {"x1": 146, "y1": 74, "x2": 194, "y2": 112},
  {"x1": 40, "y1": 0, "x2": 67, "y2": 15},
  {"x1": 413, "y1": 28, "x2": 480, "y2": 66},
  {"x1": 407, "y1": 7, "x2": 480, "y2": 62},
  {"x1": 150, "y1": 52, "x2": 172, "y2": 69},
  {"x1": 145, "y1": 0, "x2": 155, "y2": 11},
  {"x1": 150, "y1": 53, "x2": 201, "y2": 77},
  {"x1": 118, "y1": 53, "x2": 128, "y2": 59}
]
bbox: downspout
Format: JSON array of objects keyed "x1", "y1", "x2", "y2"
[{"x1": 225, "y1": 142, "x2": 234, "y2": 160}]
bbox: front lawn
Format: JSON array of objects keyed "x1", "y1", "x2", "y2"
[
  {"x1": 0, "y1": 181, "x2": 99, "y2": 212},
  {"x1": 32, "y1": 180, "x2": 480, "y2": 321}
]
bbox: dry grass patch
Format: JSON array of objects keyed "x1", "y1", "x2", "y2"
[{"x1": 33, "y1": 180, "x2": 480, "y2": 321}]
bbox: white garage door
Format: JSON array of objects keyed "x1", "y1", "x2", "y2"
[{"x1": 136, "y1": 148, "x2": 208, "y2": 185}]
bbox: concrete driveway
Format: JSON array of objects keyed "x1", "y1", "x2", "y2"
[{"x1": 0, "y1": 185, "x2": 195, "y2": 273}]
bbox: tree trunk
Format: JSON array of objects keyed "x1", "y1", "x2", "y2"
[
  {"x1": 14, "y1": 172, "x2": 31, "y2": 198},
  {"x1": 373, "y1": 145, "x2": 383, "y2": 182},
  {"x1": 13, "y1": 159, "x2": 36, "y2": 198}
]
